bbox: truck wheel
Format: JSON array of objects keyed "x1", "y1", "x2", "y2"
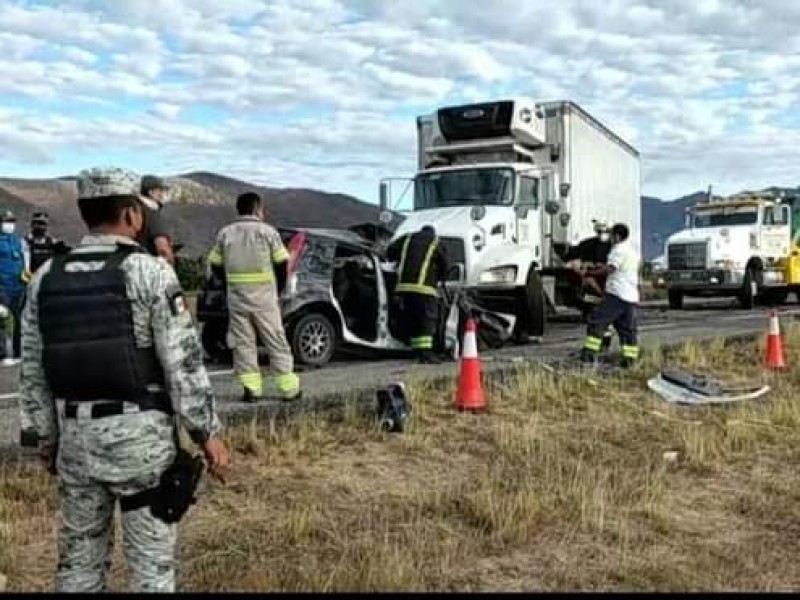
[
  {"x1": 513, "y1": 268, "x2": 546, "y2": 343},
  {"x1": 668, "y1": 289, "x2": 684, "y2": 310},
  {"x1": 738, "y1": 269, "x2": 759, "y2": 309},
  {"x1": 763, "y1": 289, "x2": 788, "y2": 306}
]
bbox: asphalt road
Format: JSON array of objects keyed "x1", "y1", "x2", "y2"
[{"x1": 2, "y1": 297, "x2": 797, "y2": 453}]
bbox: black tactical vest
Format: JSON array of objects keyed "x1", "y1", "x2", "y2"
[
  {"x1": 27, "y1": 235, "x2": 56, "y2": 272},
  {"x1": 38, "y1": 244, "x2": 167, "y2": 405}
]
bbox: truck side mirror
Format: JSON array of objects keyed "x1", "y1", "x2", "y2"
[
  {"x1": 379, "y1": 182, "x2": 389, "y2": 210},
  {"x1": 545, "y1": 200, "x2": 561, "y2": 216}
]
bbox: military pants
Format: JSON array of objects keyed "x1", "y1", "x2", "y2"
[
  {"x1": 397, "y1": 293, "x2": 439, "y2": 357},
  {"x1": 227, "y1": 284, "x2": 299, "y2": 399},
  {"x1": 582, "y1": 293, "x2": 639, "y2": 364},
  {"x1": 55, "y1": 401, "x2": 177, "y2": 592}
]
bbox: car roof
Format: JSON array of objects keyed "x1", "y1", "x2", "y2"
[{"x1": 279, "y1": 226, "x2": 375, "y2": 252}]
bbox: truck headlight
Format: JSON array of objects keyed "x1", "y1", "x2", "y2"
[{"x1": 479, "y1": 266, "x2": 517, "y2": 284}]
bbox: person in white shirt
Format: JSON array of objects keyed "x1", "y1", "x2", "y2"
[{"x1": 580, "y1": 223, "x2": 641, "y2": 367}]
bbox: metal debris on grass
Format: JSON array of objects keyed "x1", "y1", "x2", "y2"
[{"x1": 647, "y1": 368, "x2": 770, "y2": 406}]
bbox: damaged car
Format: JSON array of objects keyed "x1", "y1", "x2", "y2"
[{"x1": 195, "y1": 223, "x2": 514, "y2": 367}]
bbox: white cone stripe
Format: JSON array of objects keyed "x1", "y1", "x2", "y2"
[
  {"x1": 462, "y1": 330, "x2": 478, "y2": 359},
  {"x1": 769, "y1": 314, "x2": 781, "y2": 336}
]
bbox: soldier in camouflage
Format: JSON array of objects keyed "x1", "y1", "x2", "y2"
[{"x1": 19, "y1": 166, "x2": 229, "y2": 592}]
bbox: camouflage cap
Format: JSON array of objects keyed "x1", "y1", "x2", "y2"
[{"x1": 76, "y1": 167, "x2": 141, "y2": 200}]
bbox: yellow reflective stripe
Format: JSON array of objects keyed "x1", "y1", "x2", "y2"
[
  {"x1": 397, "y1": 235, "x2": 411, "y2": 280},
  {"x1": 395, "y1": 283, "x2": 438, "y2": 296},
  {"x1": 239, "y1": 371, "x2": 263, "y2": 394},
  {"x1": 418, "y1": 240, "x2": 438, "y2": 286},
  {"x1": 272, "y1": 248, "x2": 289, "y2": 263},
  {"x1": 583, "y1": 336, "x2": 603, "y2": 351},
  {"x1": 208, "y1": 247, "x2": 223, "y2": 266},
  {"x1": 411, "y1": 336, "x2": 433, "y2": 349},
  {"x1": 622, "y1": 345, "x2": 639, "y2": 359},
  {"x1": 227, "y1": 271, "x2": 274, "y2": 285},
  {"x1": 274, "y1": 372, "x2": 300, "y2": 397}
]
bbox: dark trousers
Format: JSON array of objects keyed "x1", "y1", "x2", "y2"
[
  {"x1": 582, "y1": 294, "x2": 638, "y2": 361},
  {"x1": 397, "y1": 293, "x2": 438, "y2": 356},
  {"x1": 0, "y1": 290, "x2": 24, "y2": 359}
]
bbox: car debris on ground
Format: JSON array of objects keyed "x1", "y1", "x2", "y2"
[{"x1": 647, "y1": 368, "x2": 771, "y2": 405}]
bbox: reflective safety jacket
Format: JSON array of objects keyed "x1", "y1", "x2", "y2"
[
  {"x1": 207, "y1": 216, "x2": 289, "y2": 311},
  {"x1": 387, "y1": 229, "x2": 449, "y2": 297},
  {"x1": 38, "y1": 244, "x2": 167, "y2": 406}
]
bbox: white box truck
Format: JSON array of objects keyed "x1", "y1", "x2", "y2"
[{"x1": 379, "y1": 98, "x2": 642, "y2": 340}]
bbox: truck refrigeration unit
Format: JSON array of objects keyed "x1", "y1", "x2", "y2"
[{"x1": 379, "y1": 98, "x2": 641, "y2": 341}]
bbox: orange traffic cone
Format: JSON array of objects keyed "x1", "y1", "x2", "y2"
[
  {"x1": 454, "y1": 317, "x2": 486, "y2": 412},
  {"x1": 765, "y1": 310, "x2": 787, "y2": 371}
]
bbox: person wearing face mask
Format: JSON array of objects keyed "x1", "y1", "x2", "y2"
[
  {"x1": 0, "y1": 210, "x2": 30, "y2": 365},
  {"x1": 138, "y1": 175, "x2": 175, "y2": 264},
  {"x1": 19, "y1": 167, "x2": 229, "y2": 592},
  {"x1": 207, "y1": 191, "x2": 300, "y2": 402},
  {"x1": 556, "y1": 219, "x2": 614, "y2": 350},
  {"x1": 26, "y1": 212, "x2": 71, "y2": 273}
]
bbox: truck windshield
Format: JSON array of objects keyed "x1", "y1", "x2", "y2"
[
  {"x1": 414, "y1": 168, "x2": 514, "y2": 209},
  {"x1": 693, "y1": 206, "x2": 758, "y2": 228}
]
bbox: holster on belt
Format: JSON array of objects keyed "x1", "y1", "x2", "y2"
[{"x1": 120, "y1": 447, "x2": 204, "y2": 524}]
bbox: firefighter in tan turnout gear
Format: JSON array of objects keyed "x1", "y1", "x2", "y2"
[{"x1": 208, "y1": 192, "x2": 301, "y2": 402}]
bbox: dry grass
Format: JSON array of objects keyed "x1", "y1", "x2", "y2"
[{"x1": 4, "y1": 325, "x2": 800, "y2": 591}]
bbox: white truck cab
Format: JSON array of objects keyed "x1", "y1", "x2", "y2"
[
  {"x1": 659, "y1": 191, "x2": 800, "y2": 308},
  {"x1": 380, "y1": 98, "x2": 641, "y2": 340}
]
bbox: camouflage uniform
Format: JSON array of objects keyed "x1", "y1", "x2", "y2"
[
  {"x1": 19, "y1": 167, "x2": 221, "y2": 593},
  {"x1": 208, "y1": 216, "x2": 300, "y2": 400}
]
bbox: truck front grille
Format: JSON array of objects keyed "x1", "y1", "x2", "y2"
[
  {"x1": 668, "y1": 242, "x2": 707, "y2": 270},
  {"x1": 439, "y1": 237, "x2": 466, "y2": 281}
]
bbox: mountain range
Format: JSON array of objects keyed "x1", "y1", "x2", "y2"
[{"x1": 0, "y1": 173, "x2": 795, "y2": 260}]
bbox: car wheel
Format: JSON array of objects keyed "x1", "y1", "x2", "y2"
[
  {"x1": 201, "y1": 319, "x2": 231, "y2": 363},
  {"x1": 290, "y1": 312, "x2": 337, "y2": 367}
]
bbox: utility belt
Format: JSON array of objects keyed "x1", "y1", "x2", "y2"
[
  {"x1": 62, "y1": 391, "x2": 171, "y2": 420},
  {"x1": 60, "y1": 391, "x2": 203, "y2": 525}
]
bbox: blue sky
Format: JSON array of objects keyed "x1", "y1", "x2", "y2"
[{"x1": 0, "y1": 0, "x2": 799, "y2": 203}]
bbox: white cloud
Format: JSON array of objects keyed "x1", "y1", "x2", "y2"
[{"x1": 0, "y1": 0, "x2": 798, "y2": 201}]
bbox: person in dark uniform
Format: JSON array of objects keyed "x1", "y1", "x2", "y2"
[
  {"x1": 26, "y1": 212, "x2": 71, "y2": 273},
  {"x1": 386, "y1": 225, "x2": 449, "y2": 363},
  {"x1": 556, "y1": 220, "x2": 614, "y2": 350},
  {"x1": 139, "y1": 175, "x2": 174, "y2": 264}
]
